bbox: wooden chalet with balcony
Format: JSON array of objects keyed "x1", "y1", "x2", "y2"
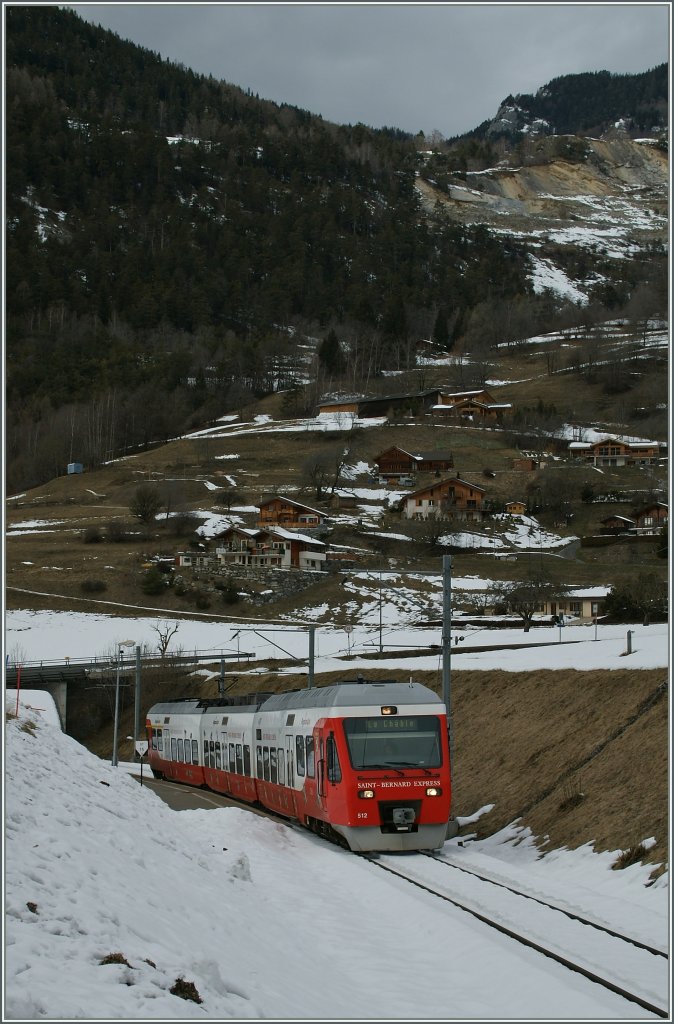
[
  {"x1": 214, "y1": 525, "x2": 326, "y2": 570},
  {"x1": 374, "y1": 446, "x2": 454, "y2": 481},
  {"x1": 257, "y1": 496, "x2": 329, "y2": 532},
  {"x1": 633, "y1": 502, "x2": 668, "y2": 534},
  {"x1": 430, "y1": 388, "x2": 512, "y2": 422},
  {"x1": 403, "y1": 477, "x2": 487, "y2": 522},
  {"x1": 568, "y1": 435, "x2": 665, "y2": 467}
]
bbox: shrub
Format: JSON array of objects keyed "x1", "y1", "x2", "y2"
[
  {"x1": 106, "y1": 520, "x2": 127, "y2": 542},
  {"x1": 99, "y1": 952, "x2": 132, "y2": 967},
  {"x1": 558, "y1": 776, "x2": 585, "y2": 812},
  {"x1": 194, "y1": 590, "x2": 211, "y2": 610},
  {"x1": 82, "y1": 525, "x2": 103, "y2": 543},
  {"x1": 170, "y1": 978, "x2": 202, "y2": 1003},
  {"x1": 612, "y1": 843, "x2": 648, "y2": 870},
  {"x1": 219, "y1": 583, "x2": 240, "y2": 605},
  {"x1": 80, "y1": 579, "x2": 107, "y2": 594},
  {"x1": 141, "y1": 567, "x2": 166, "y2": 595}
]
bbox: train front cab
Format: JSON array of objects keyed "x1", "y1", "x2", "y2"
[{"x1": 314, "y1": 707, "x2": 452, "y2": 852}]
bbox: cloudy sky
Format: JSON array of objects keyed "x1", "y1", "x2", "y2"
[{"x1": 71, "y1": 3, "x2": 670, "y2": 137}]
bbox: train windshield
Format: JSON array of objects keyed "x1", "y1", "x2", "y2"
[{"x1": 342, "y1": 716, "x2": 442, "y2": 769}]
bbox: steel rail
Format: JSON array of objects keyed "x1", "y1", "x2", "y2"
[
  {"x1": 361, "y1": 855, "x2": 669, "y2": 1020},
  {"x1": 424, "y1": 852, "x2": 668, "y2": 959}
]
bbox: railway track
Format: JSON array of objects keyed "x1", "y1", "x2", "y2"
[
  {"x1": 361, "y1": 851, "x2": 669, "y2": 1019},
  {"x1": 141, "y1": 775, "x2": 669, "y2": 1017}
]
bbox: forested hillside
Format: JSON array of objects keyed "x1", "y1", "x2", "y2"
[{"x1": 4, "y1": 6, "x2": 668, "y2": 494}]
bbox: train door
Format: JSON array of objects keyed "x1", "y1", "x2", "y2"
[
  {"x1": 285, "y1": 735, "x2": 294, "y2": 788},
  {"x1": 316, "y1": 732, "x2": 326, "y2": 806}
]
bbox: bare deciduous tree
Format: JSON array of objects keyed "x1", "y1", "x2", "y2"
[{"x1": 152, "y1": 621, "x2": 180, "y2": 657}]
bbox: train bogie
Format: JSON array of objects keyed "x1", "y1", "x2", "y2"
[{"x1": 146, "y1": 679, "x2": 453, "y2": 854}]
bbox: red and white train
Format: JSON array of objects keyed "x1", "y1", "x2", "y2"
[{"x1": 146, "y1": 677, "x2": 454, "y2": 852}]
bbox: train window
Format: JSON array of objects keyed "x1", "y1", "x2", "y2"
[
  {"x1": 236, "y1": 743, "x2": 243, "y2": 775},
  {"x1": 215, "y1": 741, "x2": 222, "y2": 769},
  {"x1": 270, "y1": 748, "x2": 278, "y2": 784},
  {"x1": 256, "y1": 728, "x2": 262, "y2": 741},
  {"x1": 157, "y1": 728, "x2": 163, "y2": 752},
  {"x1": 192, "y1": 739, "x2": 199, "y2": 764},
  {"x1": 229, "y1": 742, "x2": 236, "y2": 773},
  {"x1": 150, "y1": 732, "x2": 157, "y2": 751},
  {"x1": 306, "y1": 735, "x2": 315, "y2": 778},
  {"x1": 177, "y1": 738, "x2": 184, "y2": 762},
  {"x1": 263, "y1": 747, "x2": 270, "y2": 781},
  {"x1": 286, "y1": 714, "x2": 295, "y2": 726},
  {"x1": 295, "y1": 735, "x2": 305, "y2": 776},
  {"x1": 327, "y1": 734, "x2": 341, "y2": 783},
  {"x1": 342, "y1": 715, "x2": 442, "y2": 769},
  {"x1": 256, "y1": 746, "x2": 263, "y2": 778},
  {"x1": 277, "y1": 748, "x2": 285, "y2": 785},
  {"x1": 243, "y1": 744, "x2": 251, "y2": 776},
  {"x1": 210, "y1": 739, "x2": 216, "y2": 767},
  {"x1": 171, "y1": 737, "x2": 177, "y2": 761},
  {"x1": 184, "y1": 739, "x2": 191, "y2": 764}
]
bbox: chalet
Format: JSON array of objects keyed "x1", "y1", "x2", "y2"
[
  {"x1": 568, "y1": 435, "x2": 664, "y2": 467},
  {"x1": 214, "y1": 526, "x2": 326, "y2": 570},
  {"x1": 257, "y1": 496, "x2": 329, "y2": 532},
  {"x1": 403, "y1": 477, "x2": 486, "y2": 522},
  {"x1": 432, "y1": 397, "x2": 513, "y2": 422},
  {"x1": 505, "y1": 500, "x2": 527, "y2": 515},
  {"x1": 541, "y1": 587, "x2": 608, "y2": 624},
  {"x1": 599, "y1": 514, "x2": 635, "y2": 535},
  {"x1": 374, "y1": 446, "x2": 454, "y2": 480},
  {"x1": 633, "y1": 502, "x2": 668, "y2": 534}
]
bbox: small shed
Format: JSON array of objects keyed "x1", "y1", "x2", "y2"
[{"x1": 67, "y1": 463, "x2": 84, "y2": 475}]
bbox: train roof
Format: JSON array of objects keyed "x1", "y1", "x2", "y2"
[{"x1": 260, "y1": 679, "x2": 443, "y2": 712}]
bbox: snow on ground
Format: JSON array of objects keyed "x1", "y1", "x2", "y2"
[
  {"x1": 5, "y1": 607, "x2": 668, "y2": 674},
  {"x1": 4, "y1": 686, "x2": 669, "y2": 1020}
]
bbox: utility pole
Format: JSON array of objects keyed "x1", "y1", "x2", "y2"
[
  {"x1": 112, "y1": 640, "x2": 135, "y2": 767},
  {"x1": 442, "y1": 555, "x2": 453, "y2": 767},
  {"x1": 133, "y1": 644, "x2": 142, "y2": 758},
  {"x1": 379, "y1": 567, "x2": 383, "y2": 653}
]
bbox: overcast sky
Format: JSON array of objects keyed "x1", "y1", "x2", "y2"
[{"x1": 71, "y1": 3, "x2": 670, "y2": 137}]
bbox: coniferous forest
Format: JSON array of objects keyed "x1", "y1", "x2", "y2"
[{"x1": 4, "y1": 6, "x2": 668, "y2": 492}]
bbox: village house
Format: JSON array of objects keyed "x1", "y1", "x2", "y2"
[
  {"x1": 505, "y1": 500, "x2": 527, "y2": 515},
  {"x1": 540, "y1": 587, "x2": 608, "y2": 624},
  {"x1": 257, "y1": 496, "x2": 329, "y2": 532},
  {"x1": 214, "y1": 525, "x2": 326, "y2": 570},
  {"x1": 568, "y1": 435, "x2": 665, "y2": 467},
  {"x1": 374, "y1": 446, "x2": 454, "y2": 481},
  {"x1": 403, "y1": 477, "x2": 486, "y2": 522},
  {"x1": 429, "y1": 388, "x2": 513, "y2": 422},
  {"x1": 599, "y1": 514, "x2": 636, "y2": 535},
  {"x1": 633, "y1": 501, "x2": 668, "y2": 534}
]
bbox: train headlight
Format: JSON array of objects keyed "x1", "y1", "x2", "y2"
[
  {"x1": 426, "y1": 787, "x2": 442, "y2": 797},
  {"x1": 358, "y1": 789, "x2": 375, "y2": 799}
]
